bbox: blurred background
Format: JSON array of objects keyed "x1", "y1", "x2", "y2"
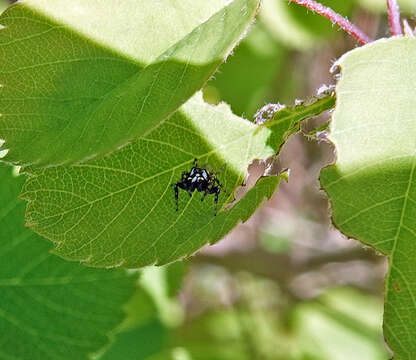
[{"x1": 2, "y1": 0, "x2": 415, "y2": 359}]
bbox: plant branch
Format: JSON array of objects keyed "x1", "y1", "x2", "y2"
[
  {"x1": 288, "y1": 0, "x2": 372, "y2": 45},
  {"x1": 387, "y1": 0, "x2": 402, "y2": 36}
]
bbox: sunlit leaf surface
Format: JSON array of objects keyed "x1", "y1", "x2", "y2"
[{"x1": 321, "y1": 37, "x2": 416, "y2": 359}]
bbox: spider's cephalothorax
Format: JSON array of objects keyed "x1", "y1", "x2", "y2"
[{"x1": 173, "y1": 159, "x2": 223, "y2": 216}]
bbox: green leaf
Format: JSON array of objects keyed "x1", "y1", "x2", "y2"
[
  {"x1": 97, "y1": 318, "x2": 168, "y2": 360},
  {"x1": 0, "y1": 164, "x2": 138, "y2": 359},
  {"x1": 22, "y1": 92, "x2": 333, "y2": 268},
  {"x1": 320, "y1": 37, "x2": 416, "y2": 359},
  {"x1": 0, "y1": 0, "x2": 259, "y2": 167},
  {"x1": 21, "y1": 94, "x2": 279, "y2": 268}
]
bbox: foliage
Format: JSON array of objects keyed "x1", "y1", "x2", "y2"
[
  {"x1": 21, "y1": 91, "x2": 333, "y2": 267},
  {"x1": 0, "y1": 0, "x2": 415, "y2": 359},
  {"x1": 0, "y1": 164, "x2": 138, "y2": 359},
  {"x1": 21, "y1": 94, "x2": 275, "y2": 267},
  {"x1": 321, "y1": 37, "x2": 416, "y2": 359},
  {"x1": 0, "y1": 0, "x2": 260, "y2": 166}
]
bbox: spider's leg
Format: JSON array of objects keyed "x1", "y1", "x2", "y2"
[
  {"x1": 210, "y1": 163, "x2": 226, "y2": 177},
  {"x1": 201, "y1": 190, "x2": 208, "y2": 202},
  {"x1": 215, "y1": 177, "x2": 227, "y2": 195},
  {"x1": 173, "y1": 184, "x2": 179, "y2": 212},
  {"x1": 193, "y1": 158, "x2": 198, "y2": 167},
  {"x1": 213, "y1": 187, "x2": 220, "y2": 216}
]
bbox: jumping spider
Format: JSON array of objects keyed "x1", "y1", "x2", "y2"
[{"x1": 173, "y1": 159, "x2": 223, "y2": 216}]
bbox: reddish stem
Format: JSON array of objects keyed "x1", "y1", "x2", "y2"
[
  {"x1": 387, "y1": 0, "x2": 402, "y2": 36},
  {"x1": 288, "y1": 0, "x2": 372, "y2": 45}
]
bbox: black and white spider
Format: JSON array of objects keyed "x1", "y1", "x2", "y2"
[{"x1": 172, "y1": 159, "x2": 223, "y2": 215}]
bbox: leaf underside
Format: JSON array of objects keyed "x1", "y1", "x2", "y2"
[
  {"x1": 0, "y1": 164, "x2": 138, "y2": 360},
  {"x1": 320, "y1": 37, "x2": 416, "y2": 359}
]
